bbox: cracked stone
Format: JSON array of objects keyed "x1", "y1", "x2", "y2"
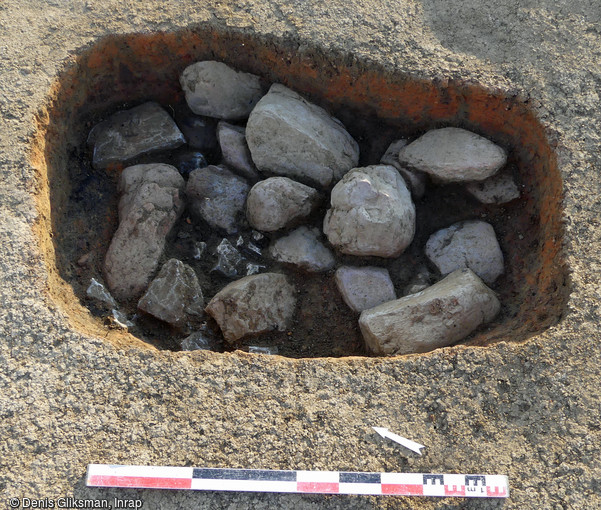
[
  {"x1": 138, "y1": 259, "x2": 205, "y2": 330},
  {"x1": 269, "y1": 226, "x2": 335, "y2": 272},
  {"x1": 86, "y1": 278, "x2": 117, "y2": 309},
  {"x1": 206, "y1": 272, "x2": 297, "y2": 343},
  {"x1": 246, "y1": 176, "x2": 321, "y2": 232},
  {"x1": 212, "y1": 238, "x2": 245, "y2": 278},
  {"x1": 425, "y1": 220, "x2": 504, "y2": 284},
  {"x1": 323, "y1": 165, "x2": 416, "y2": 257}
]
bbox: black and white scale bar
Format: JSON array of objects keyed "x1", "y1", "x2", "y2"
[{"x1": 87, "y1": 464, "x2": 509, "y2": 498}]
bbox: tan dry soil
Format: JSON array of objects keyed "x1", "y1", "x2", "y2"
[{"x1": 1, "y1": 1, "x2": 600, "y2": 509}]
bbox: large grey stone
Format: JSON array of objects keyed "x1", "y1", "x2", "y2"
[
  {"x1": 138, "y1": 259, "x2": 204, "y2": 330},
  {"x1": 380, "y1": 139, "x2": 427, "y2": 199},
  {"x1": 398, "y1": 127, "x2": 507, "y2": 183},
  {"x1": 88, "y1": 102, "x2": 185, "y2": 169},
  {"x1": 246, "y1": 84, "x2": 360, "y2": 188},
  {"x1": 466, "y1": 171, "x2": 520, "y2": 204},
  {"x1": 269, "y1": 226, "x2": 335, "y2": 272},
  {"x1": 205, "y1": 273, "x2": 296, "y2": 342},
  {"x1": 335, "y1": 266, "x2": 396, "y2": 313},
  {"x1": 217, "y1": 122, "x2": 260, "y2": 181},
  {"x1": 323, "y1": 165, "x2": 416, "y2": 257},
  {"x1": 186, "y1": 165, "x2": 250, "y2": 234},
  {"x1": 425, "y1": 220, "x2": 504, "y2": 284},
  {"x1": 104, "y1": 164, "x2": 185, "y2": 301},
  {"x1": 246, "y1": 177, "x2": 321, "y2": 232},
  {"x1": 359, "y1": 269, "x2": 501, "y2": 355},
  {"x1": 180, "y1": 61, "x2": 263, "y2": 120}
]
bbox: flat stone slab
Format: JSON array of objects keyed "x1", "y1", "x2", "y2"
[
  {"x1": 466, "y1": 170, "x2": 520, "y2": 204},
  {"x1": 205, "y1": 273, "x2": 296, "y2": 342},
  {"x1": 246, "y1": 177, "x2": 320, "y2": 232},
  {"x1": 246, "y1": 83, "x2": 360, "y2": 188},
  {"x1": 104, "y1": 164, "x2": 185, "y2": 301},
  {"x1": 88, "y1": 102, "x2": 185, "y2": 169},
  {"x1": 268, "y1": 226, "x2": 335, "y2": 272},
  {"x1": 180, "y1": 61, "x2": 264, "y2": 120},
  {"x1": 137, "y1": 259, "x2": 204, "y2": 330},
  {"x1": 335, "y1": 266, "x2": 396, "y2": 312},
  {"x1": 425, "y1": 220, "x2": 504, "y2": 284},
  {"x1": 359, "y1": 269, "x2": 501, "y2": 355},
  {"x1": 186, "y1": 165, "x2": 250, "y2": 234},
  {"x1": 323, "y1": 165, "x2": 416, "y2": 257},
  {"x1": 398, "y1": 127, "x2": 507, "y2": 183}
]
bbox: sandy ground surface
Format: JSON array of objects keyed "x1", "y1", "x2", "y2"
[{"x1": 1, "y1": 1, "x2": 601, "y2": 508}]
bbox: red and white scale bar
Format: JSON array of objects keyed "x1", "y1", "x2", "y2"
[{"x1": 87, "y1": 464, "x2": 509, "y2": 498}]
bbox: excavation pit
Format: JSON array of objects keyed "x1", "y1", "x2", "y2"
[{"x1": 31, "y1": 27, "x2": 570, "y2": 357}]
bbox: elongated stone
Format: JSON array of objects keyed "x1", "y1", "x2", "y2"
[
  {"x1": 217, "y1": 122, "x2": 260, "y2": 181},
  {"x1": 246, "y1": 84, "x2": 359, "y2": 188},
  {"x1": 359, "y1": 269, "x2": 500, "y2": 355},
  {"x1": 398, "y1": 127, "x2": 507, "y2": 183},
  {"x1": 104, "y1": 164, "x2": 185, "y2": 301}
]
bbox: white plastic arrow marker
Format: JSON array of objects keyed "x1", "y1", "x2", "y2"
[{"x1": 373, "y1": 427, "x2": 425, "y2": 455}]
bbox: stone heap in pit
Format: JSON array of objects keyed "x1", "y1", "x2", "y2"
[{"x1": 85, "y1": 60, "x2": 521, "y2": 356}]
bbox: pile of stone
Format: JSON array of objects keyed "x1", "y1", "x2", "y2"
[{"x1": 84, "y1": 60, "x2": 519, "y2": 356}]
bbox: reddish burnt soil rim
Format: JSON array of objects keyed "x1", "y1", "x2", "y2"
[{"x1": 30, "y1": 26, "x2": 570, "y2": 355}]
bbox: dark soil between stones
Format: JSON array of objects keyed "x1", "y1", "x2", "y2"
[{"x1": 31, "y1": 27, "x2": 570, "y2": 358}]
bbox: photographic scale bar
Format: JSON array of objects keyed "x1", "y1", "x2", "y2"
[{"x1": 87, "y1": 464, "x2": 509, "y2": 498}]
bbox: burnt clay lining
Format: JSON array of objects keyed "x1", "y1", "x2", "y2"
[{"x1": 31, "y1": 27, "x2": 570, "y2": 357}]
